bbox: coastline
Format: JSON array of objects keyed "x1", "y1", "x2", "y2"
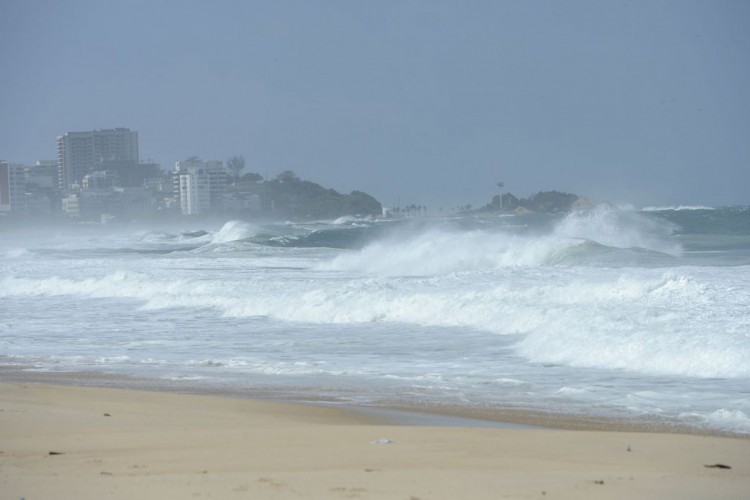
[
  {"x1": 1, "y1": 367, "x2": 746, "y2": 438},
  {"x1": 2, "y1": 380, "x2": 749, "y2": 499}
]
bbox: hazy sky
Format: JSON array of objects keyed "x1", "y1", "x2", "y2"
[{"x1": 1, "y1": 0, "x2": 748, "y2": 208}]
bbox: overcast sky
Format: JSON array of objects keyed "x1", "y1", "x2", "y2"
[{"x1": 1, "y1": 0, "x2": 748, "y2": 208}]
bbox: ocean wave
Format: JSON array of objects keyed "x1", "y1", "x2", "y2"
[
  {"x1": 642, "y1": 205, "x2": 715, "y2": 211},
  {"x1": 514, "y1": 272, "x2": 750, "y2": 379},
  {"x1": 318, "y1": 230, "x2": 586, "y2": 275},
  {"x1": 332, "y1": 215, "x2": 373, "y2": 225},
  {"x1": 554, "y1": 205, "x2": 682, "y2": 256},
  {"x1": 2, "y1": 243, "x2": 746, "y2": 381},
  {"x1": 2, "y1": 248, "x2": 31, "y2": 258},
  {"x1": 318, "y1": 206, "x2": 682, "y2": 275},
  {"x1": 209, "y1": 220, "x2": 260, "y2": 244}
]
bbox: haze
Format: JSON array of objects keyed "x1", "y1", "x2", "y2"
[{"x1": 1, "y1": 0, "x2": 748, "y2": 208}]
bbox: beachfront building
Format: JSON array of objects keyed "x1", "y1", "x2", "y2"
[
  {"x1": 0, "y1": 161, "x2": 26, "y2": 212},
  {"x1": 28, "y1": 161, "x2": 58, "y2": 191},
  {"x1": 0, "y1": 161, "x2": 58, "y2": 216},
  {"x1": 178, "y1": 167, "x2": 211, "y2": 215},
  {"x1": 61, "y1": 193, "x2": 81, "y2": 218},
  {"x1": 57, "y1": 128, "x2": 139, "y2": 189},
  {"x1": 174, "y1": 158, "x2": 227, "y2": 215}
]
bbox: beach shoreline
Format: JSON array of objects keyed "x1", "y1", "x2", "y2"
[
  {"x1": 2, "y1": 379, "x2": 749, "y2": 499},
  {"x1": 2, "y1": 366, "x2": 745, "y2": 438}
]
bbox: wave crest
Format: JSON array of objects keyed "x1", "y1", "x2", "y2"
[
  {"x1": 319, "y1": 207, "x2": 682, "y2": 275},
  {"x1": 555, "y1": 205, "x2": 682, "y2": 256},
  {"x1": 210, "y1": 220, "x2": 259, "y2": 244}
]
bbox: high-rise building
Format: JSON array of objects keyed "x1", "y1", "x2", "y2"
[
  {"x1": 0, "y1": 161, "x2": 27, "y2": 212},
  {"x1": 57, "y1": 128, "x2": 139, "y2": 189},
  {"x1": 174, "y1": 158, "x2": 227, "y2": 215},
  {"x1": 0, "y1": 161, "x2": 12, "y2": 212}
]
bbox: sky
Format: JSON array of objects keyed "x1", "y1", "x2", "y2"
[{"x1": 1, "y1": 0, "x2": 749, "y2": 209}]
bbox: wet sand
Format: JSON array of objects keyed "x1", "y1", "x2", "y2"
[{"x1": 1, "y1": 381, "x2": 748, "y2": 499}]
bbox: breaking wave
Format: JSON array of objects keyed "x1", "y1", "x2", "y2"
[
  {"x1": 320, "y1": 206, "x2": 682, "y2": 275},
  {"x1": 3, "y1": 265, "x2": 748, "y2": 380},
  {"x1": 208, "y1": 220, "x2": 260, "y2": 244},
  {"x1": 642, "y1": 205, "x2": 715, "y2": 211}
]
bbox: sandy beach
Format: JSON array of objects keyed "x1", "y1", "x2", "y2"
[{"x1": 1, "y1": 382, "x2": 748, "y2": 499}]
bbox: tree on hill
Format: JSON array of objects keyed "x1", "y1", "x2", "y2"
[
  {"x1": 480, "y1": 190, "x2": 585, "y2": 213},
  {"x1": 240, "y1": 172, "x2": 263, "y2": 183},
  {"x1": 276, "y1": 170, "x2": 300, "y2": 183},
  {"x1": 264, "y1": 171, "x2": 382, "y2": 219},
  {"x1": 226, "y1": 155, "x2": 246, "y2": 180}
]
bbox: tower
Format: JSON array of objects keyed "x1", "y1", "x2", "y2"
[{"x1": 57, "y1": 128, "x2": 139, "y2": 189}]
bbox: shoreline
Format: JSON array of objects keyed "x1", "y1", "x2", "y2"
[
  {"x1": 2, "y1": 380, "x2": 749, "y2": 499},
  {"x1": 1, "y1": 367, "x2": 746, "y2": 438}
]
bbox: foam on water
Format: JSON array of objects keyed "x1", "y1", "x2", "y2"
[
  {"x1": 642, "y1": 205, "x2": 715, "y2": 211},
  {"x1": 320, "y1": 206, "x2": 683, "y2": 275},
  {"x1": 3, "y1": 264, "x2": 748, "y2": 381},
  {"x1": 209, "y1": 220, "x2": 259, "y2": 244},
  {"x1": 554, "y1": 205, "x2": 682, "y2": 256},
  {"x1": 332, "y1": 215, "x2": 372, "y2": 225},
  {"x1": 2, "y1": 208, "x2": 749, "y2": 434},
  {"x1": 320, "y1": 230, "x2": 583, "y2": 275},
  {"x1": 3, "y1": 248, "x2": 30, "y2": 258}
]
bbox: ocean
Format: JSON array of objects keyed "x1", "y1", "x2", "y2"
[{"x1": 1, "y1": 205, "x2": 749, "y2": 434}]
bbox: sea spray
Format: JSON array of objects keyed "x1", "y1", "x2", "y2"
[
  {"x1": 554, "y1": 205, "x2": 683, "y2": 256},
  {"x1": 209, "y1": 220, "x2": 259, "y2": 244},
  {"x1": 1, "y1": 207, "x2": 749, "y2": 434},
  {"x1": 320, "y1": 230, "x2": 586, "y2": 275}
]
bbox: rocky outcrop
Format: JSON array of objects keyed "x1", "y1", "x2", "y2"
[
  {"x1": 264, "y1": 172, "x2": 382, "y2": 219},
  {"x1": 482, "y1": 190, "x2": 597, "y2": 214}
]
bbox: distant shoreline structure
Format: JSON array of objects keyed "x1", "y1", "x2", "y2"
[{"x1": 469, "y1": 190, "x2": 602, "y2": 215}]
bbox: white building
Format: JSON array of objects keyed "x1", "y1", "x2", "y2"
[
  {"x1": 61, "y1": 193, "x2": 81, "y2": 218},
  {"x1": 82, "y1": 171, "x2": 119, "y2": 190},
  {"x1": 178, "y1": 168, "x2": 211, "y2": 215},
  {"x1": 174, "y1": 158, "x2": 227, "y2": 215},
  {"x1": 57, "y1": 128, "x2": 139, "y2": 189}
]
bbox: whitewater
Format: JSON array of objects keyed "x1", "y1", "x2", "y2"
[{"x1": 1, "y1": 205, "x2": 749, "y2": 434}]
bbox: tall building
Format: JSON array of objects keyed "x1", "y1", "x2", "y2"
[
  {"x1": 57, "y1": 128, "x2": 139, "y2": 189},
  {"x1": 174, "y1": 158, "x2": 227, "y2": 215},
  {"x1": 0, "y1": 161, "x2": 12, "y2": 212},
  {"x1": 29, "y1": 161, "x2": 58, "y2": 191},
  {"x1": 0, "y1": 161, "x2": 26, "y2": 212},
  {"x1": 178, "y1": 167, "x2": 211, "y2": 215}
]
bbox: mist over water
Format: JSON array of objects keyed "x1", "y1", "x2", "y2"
[{"x1": 1, "y1": 206, "x2": 749, "y2": 433}]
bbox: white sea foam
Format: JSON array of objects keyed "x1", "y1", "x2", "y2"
[
  {"x1": 209, "y1": 220, "x2": 258, "y2": 244},
  {"x1": 2, "y1": 248, "x2": 31, "y2": 258},
  {"x1": 320, "y1": 206, "x2": 682, "y2": 275},
  {"x1": 332, "y1": 215, "x2": 357, "y2": 225},
  {"x1": 642, "y1": 205, "x2": 715, "y2": 211},
  {"x1": 514, "y1": 271, "x2": 750, "y2": 379},
  {"x1": 3, "y1": 263, "x2": 747, "y2": 381},
  {"x1": 555, "y1": 205, "x2": 682, "y2": 256},
  {"x1": 320, "y1": 230, "x2": 583, "y2": 275},
  {"x1": 2, "y1": 211, "x2": 749, "y2": 434},
  {"x1": 704, "y1": 409, "x2": 750, "y2": 429}
]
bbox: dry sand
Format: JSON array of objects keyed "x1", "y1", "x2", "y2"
[{"x1": 1, "y1": 382, "x2": 748, "y2": 499}]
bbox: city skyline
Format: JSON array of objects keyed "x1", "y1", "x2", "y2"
[{"x1": 1, "y1": 1, "x2": 749, "y2": 208}]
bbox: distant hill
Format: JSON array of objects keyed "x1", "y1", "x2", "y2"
[
  {"x1": 480, "y1": 190, "x2": 597, "y2": 214},
  {"x1": 263, "y1": 171, "x2": 382, "y2": 219}
]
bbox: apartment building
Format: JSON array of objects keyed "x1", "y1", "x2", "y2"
[
  {"x1": 174, "y1": 158, "x2": 227, "y2": 215},
  {"x1": 57, "y1": 128, "x2": 139, "y2": 189}
]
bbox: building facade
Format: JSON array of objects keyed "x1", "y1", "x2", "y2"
[
  {"x1": 0, "y1": 161, "x2": 27, "y2": 213},
  {"x1": 174, "y1": 158, "x2": 227, "y2": 215},
  {"x1": 57, "y1": 128, "x2": 139, "y2": 189}
]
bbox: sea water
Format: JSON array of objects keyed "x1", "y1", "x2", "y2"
[{"x1": 1, "y1": 205, "x2": 749, "y2": 434}]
